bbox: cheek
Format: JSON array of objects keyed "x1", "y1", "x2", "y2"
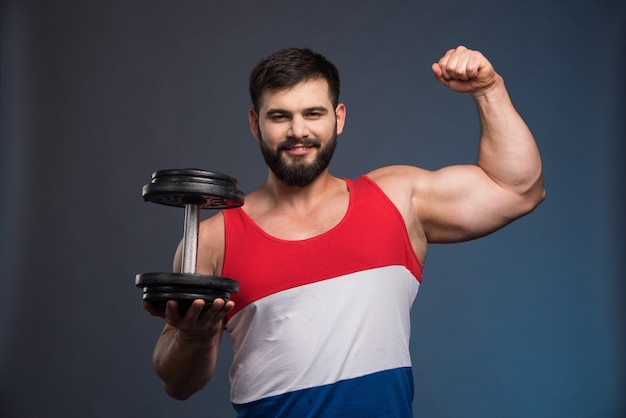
[
  {"x1": 315, "y1": 121, "x2": 336, "y2": 139},
  {"x1": 259, "y1": 123, "x2": 285, "y2": 143}
]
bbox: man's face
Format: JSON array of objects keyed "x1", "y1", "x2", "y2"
[{"x1": 249, "y1": 78, "x2": 346, "y2": 187}]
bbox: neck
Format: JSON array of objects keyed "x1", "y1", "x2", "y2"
[{"x1": 261, "y1": 169, "x2": 344, "y2": 211}]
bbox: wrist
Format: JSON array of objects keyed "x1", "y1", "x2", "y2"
[
  {"x1": 174, "y1": 328, "x2": 219, "y2": 349},
  {"x1": 472, "y1": 74, "x2": 507, "y2": 102}
]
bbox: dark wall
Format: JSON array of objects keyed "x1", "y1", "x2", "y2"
[{"x1": 1, "y1": 0, "x2": 624, "y2": 417}]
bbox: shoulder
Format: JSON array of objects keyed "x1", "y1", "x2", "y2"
[
  {"x1": 195, "y1": 211, "x2": 227, "y2": 276},
  {"x1": 199, "y1": 211, "x2": 226, "y2": 236},
  {"x1": 366, "y1": 164, "x2": 430, "y2": 181},
  {"x1": 365, "y1": 165, "x2": 431, "y2": 200}
]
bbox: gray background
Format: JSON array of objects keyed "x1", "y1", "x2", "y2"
[{"x1": 1, "y1": 0, "x2": 624, "y2": 417}]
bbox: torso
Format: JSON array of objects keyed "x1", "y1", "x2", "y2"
[{"x1": 221, "y1": 174, "x2": 422, "y2": 414}]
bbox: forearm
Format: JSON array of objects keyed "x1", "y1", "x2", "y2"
[
  {"x1": 474, "y1": 75, "x2": 545, "y2": 200},
  {"x1": 152, "y1": 325, "x2": 221, "y2": 400}
]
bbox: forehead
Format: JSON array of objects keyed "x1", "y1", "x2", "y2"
[{"x1": 258, "y1": 78, "x2": 333, "y2": 111}]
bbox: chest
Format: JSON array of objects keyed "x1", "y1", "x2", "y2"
[{"x1": 251, "y1": 195, "x2": 349, "y2": 241}]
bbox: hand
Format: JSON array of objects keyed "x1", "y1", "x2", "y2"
[
  {"x1": 432, "y1": 46, "x2": 497, "y2": 94},
  {"x1": 167, "y1": 299, "x2": 234, "y2": 339},
  {"x1": 142, "y1": 298, "x2": 235, "y2": 340}
]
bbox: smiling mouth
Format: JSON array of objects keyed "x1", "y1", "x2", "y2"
[
  {"x1": 284, "y1": 145, "x2": 315, "y2": 157},
  {"x1": 279, "y1": 138, "x2": 321, "y2": 152}
]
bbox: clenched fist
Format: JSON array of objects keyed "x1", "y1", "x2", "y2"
[{"x1": 432, "y1": 46, "x2": 498, "y2": 95}]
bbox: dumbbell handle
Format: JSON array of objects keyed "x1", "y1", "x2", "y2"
[
  {"x1": 141, "y1": 169, "x2": 244, "y2": 275},
  {"x1": 181, "y1": 203, "x2": 200, "y2": 274}
]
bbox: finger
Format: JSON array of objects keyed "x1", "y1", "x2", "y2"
[
  {"x1": 447, "y1": 53, "x2": 464, "y2": 80},
  {"x1": 432, "y1": 63, "x2": 451, "y2": 89},
  {"x1": 431, "y1": 62, "x2": 443, "y2": 80},
  {"x1": 464, "y1": 52, "x2": 484, "y2": 79},
  {"x1": 183, "y1": 299, "x2": 207, "y2": 322},
  {"x1": 199, "y1": 298, "x2": 235, "y2": 323},
  {"x1": 448, "y1": 46, "x2": 483, "y2": 81},
  {"x1": 141, "y1": 300, "x2": 166, "y2": 318},
  {"x1": 453, "y1": 51, "x2": 479, "y2": 81},
  {"x1": 437, "y1": 48, "x2": 455, "y2": 80},
  {"x1": 164, "y1": 300, "x2": 184, "y2": 326}
]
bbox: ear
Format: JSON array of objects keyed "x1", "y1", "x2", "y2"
[
  {"x1": 248, "y1": 108, "x2": 260, "y2": 140},
  {"x1": 335, "y1": 103, "x2": 346, "y2": 135}
]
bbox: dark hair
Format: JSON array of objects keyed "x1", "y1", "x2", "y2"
[{"x1": 249, "y1": 48, "x2": 340, "y2": 111}]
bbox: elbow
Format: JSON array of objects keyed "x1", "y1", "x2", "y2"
[
  {"x1": 165, "y1": 386, "x2": 192, "y2": 401},
  {"x1": 517, "y1": 177, "x2": 546, "y2": 215},
  {"x1": 537, "y1": 184, "x2": 547, "y2": 206},
  {"x1": 530, "y1": 175, "x2": 547, "y2": 208},
  {"x1": 164, "y1": 383, "x2": 204, "y2": 401}
]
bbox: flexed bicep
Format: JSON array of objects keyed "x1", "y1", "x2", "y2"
[{"x1": 416, "y1": 164, "x2": 529, "y2": 243}]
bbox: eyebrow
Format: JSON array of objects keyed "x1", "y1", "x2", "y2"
[{"x1": 265, "y1": 106, "x2": 330, "y2": 117}]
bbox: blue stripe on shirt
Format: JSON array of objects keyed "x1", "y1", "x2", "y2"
[{"x1": 233, "y1": 367, "x2": 414, "y2": 418}]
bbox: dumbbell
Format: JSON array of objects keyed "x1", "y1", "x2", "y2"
[{"x1": 135, "y1": 168, "x2": 244, "y2": 310}]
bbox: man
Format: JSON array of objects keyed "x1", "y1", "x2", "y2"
[{"x1": 142, "y1": 46, "x2": 545, "y2": 417}]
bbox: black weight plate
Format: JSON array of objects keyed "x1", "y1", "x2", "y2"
[
  {"x1": 141, "y1": 169, "x2": 244, "y2": 209},
  {"x1": 143, "y1": 285, "x2": 232, "y2": 296},
  {"x1": 151, "y1": 174, "x2": 235, "y2": 189},
  {"x1": 141, "y1": 288, "x2": 232, "y2": 307},
  {"x1": 151, "y1": 169, "x2": 238, "y2": 187},
  {"x1": 142, "y1": 182, "x2": 244, "y2": 208},
  {"x1": 136, "y1": 272, "x2": 239, "y2": 293},
  {"x1": 142, "y1": 286, "x2": 232, "y2": 303},
  {"x1": 150, "y1": 169, "x2": 239, "y2": 191}
]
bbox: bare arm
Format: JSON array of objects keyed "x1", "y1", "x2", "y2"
[
  {"x1": 142, "y1": 214, "x2": 233, "y2": 400},
  {"x1": 372, "y1": 46, "x2": 545, "y2": 246}
]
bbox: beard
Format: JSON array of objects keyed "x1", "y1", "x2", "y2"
[{"x1": 259, "y1": 128, "x2": 338, "y2": 187}]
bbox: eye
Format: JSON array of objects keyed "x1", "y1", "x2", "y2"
[
  {"x1": 304, "y1": 107, "x2": 327, "y2": 119},
  {"x1": 270, "y1": 114, "x2": 288, "y2": 121}
]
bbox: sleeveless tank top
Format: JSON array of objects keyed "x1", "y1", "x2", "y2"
[{"x1": 222, "y1": 175, "x2": 422, "y2": 417}]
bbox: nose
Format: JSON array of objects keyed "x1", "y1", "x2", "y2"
[{"x1": 287, "y1": 115, "x2": 309, "y2": 139}]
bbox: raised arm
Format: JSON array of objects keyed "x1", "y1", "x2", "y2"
[
  {"x1": 371, "y1": 46, "x2": 545, "y2": 248},
  {"x1": 425, "y1": 46, "x2": 546, "y2": 242},
  {"x1": 141, "y1": 214, "x2": 233, "y2": 400}
]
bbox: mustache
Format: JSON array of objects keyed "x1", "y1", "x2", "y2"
[{"x1": 278, "y1": 137, "x2": 321, "y2": 151}]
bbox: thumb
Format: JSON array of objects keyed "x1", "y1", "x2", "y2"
[{"x1": 431, "y1": 62, "x2": 449, "y2": 87}]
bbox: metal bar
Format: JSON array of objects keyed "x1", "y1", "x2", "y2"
[{"x1": 181, "y1": 203, "x2": 200, "y2": 274}]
